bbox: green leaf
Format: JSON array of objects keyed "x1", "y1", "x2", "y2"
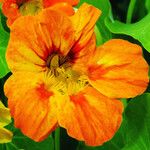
[
  {"x1": 12, "y1": 133, "x2": 54, "y2": 150},
  {"x1": 0, "y1": 8, "x2": 10, "y2": 78},
  {"x1": 105, "y1": 14, "x2": 150, "y2": 52},
  {"x1": 134, "y1": 0, "x2": 147, "y2": 21},
  {"x1": 126, "y1": 0, "x2": 147, "y2": 23},
  {"x1": 145, "y1": 0, "x2": 150, "y2": 12},
  {"x1": 0, "y1": 47, "x2": 10, "y2": 79},
  {"x1": 4, "y1": 143, "x2": 18, "y2": 150},
  {"x1": 78, "y1": 0, "x2": 112, "y2": 43},
  {"x1": 77, "y1": 142, "x2": 99, "y2": 150},
  {"x1": 0, "y1": 143, "x2": 18, "y2": 150},
  {"x1": 121, "y1": 93, "x2": 150, "y2": 150}
]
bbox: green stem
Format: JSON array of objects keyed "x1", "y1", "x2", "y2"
[
  {"x1": 55, "y1": 128, "x2": 60, "y2": 150},
  {"x1": 94, "y1": 26, "x2": 103, "y2": 46},
  {"x1": 126, "y1": 0, "x2": 136, "y2": 23},
  {"x1": 121, "y1": 98, "x2": 128, "y2": 109}
]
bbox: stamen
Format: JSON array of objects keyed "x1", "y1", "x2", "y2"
[
  {"x1": 45, "y1": 54, "x2": 89, "y2": 95},
  {"x1": 44, "y1": 70, "x2": 67, "y2": 94},
  {"x1": 67, "y1": 75, "x2": 89, "y2": 95}
]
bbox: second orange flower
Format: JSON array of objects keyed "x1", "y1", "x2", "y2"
[{"x1": 1, "y1": 0, "x2": 79, "y2": 26}]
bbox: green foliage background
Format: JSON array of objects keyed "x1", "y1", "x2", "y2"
[{"x1": 0, "y1": 0, "x2": 150, "y2": 150}]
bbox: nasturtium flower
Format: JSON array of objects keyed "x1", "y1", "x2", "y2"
[
  {"x1": 1, "y1": 0, "x2": 79, "y2": 26},
  {"x1": 4, "y1": 3, "x2": 149, "y2": 146},
  {"x1": 0, "y1": 101, "x2": 13, "y2": 143}
]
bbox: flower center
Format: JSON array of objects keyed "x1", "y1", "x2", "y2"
[
  {"x1": 45, "y1": 54, "x2": 89, "y2": 95},
  {"x1": 19, "y1": 0, "x2": 43, "y2": 16}
]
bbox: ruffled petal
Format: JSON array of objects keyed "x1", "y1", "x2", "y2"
[
  {"x1": 57, "y1": 87, "x2": 123, "y2": 146},
  {"x1": 4, "y1": 72, "x2": 58, "y2": 141},
  {"x1": 88, "y1": 39, "x2": 149, "y2": 98},
  {"x1": 70, "y1": 3, "x2": 101, "y2": 53},
  {"x1": 0, "y1": 127, "x2": 13, "y2": 143},
  {"x1": 7, "y1": 8, "x2": 74, "y2": 72}
]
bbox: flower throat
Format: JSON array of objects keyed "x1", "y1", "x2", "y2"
[{"x1": 45, "y1": 54, "x2": 88, "y2": 95}]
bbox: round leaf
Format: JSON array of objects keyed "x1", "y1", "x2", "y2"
[{"x1": 105, "y1": 14, "x2": 150, "y2": 52}]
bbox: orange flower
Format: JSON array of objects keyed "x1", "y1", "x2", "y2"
[
  {"x1": 4, "y1": 3, "x2": 149, "y2": 146},
  {"x1": 1, "y1": 0, "x2": 79, "y2": 26}
]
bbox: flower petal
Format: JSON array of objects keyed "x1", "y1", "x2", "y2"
[
  {"x1": 57, "y1": 87, "x2": 123, "y2": 146},
  {"x1": 88, "y1": 39, "x2": 149, "y2": 98},
  {"x1": 7, "y1": 8, "x2": 74, "y2": 72},
  {"x1": 0, "y1": 101, "x2": 13, "y2": 143},
  {"x1": 2, "y1": 0, "x2": 21, "y2": 26},
  {"x1": 72, "y1": 34, "x2": 96, "y2": 74},
  {"x1": 37, "y1": 7, "x2": 75, "y2": 55},
  {"x1": 43, "y1": 0, "x2": 79, "y2": 7},
  {"x1": 0, "y1": 101, "x2": 11, "y2": 127},
  {"x1": 0, "y1": 127, "x2": 13, "y2": 143},
  {"x1": 4, "y1": 72, "x2": 58, "y2": 141},
  {"x1": 50, "y1": 2, "x2": 75, "y2": 16},
  {"x1": 70, "y1": 3, "x2": 101, "y2": 52}
]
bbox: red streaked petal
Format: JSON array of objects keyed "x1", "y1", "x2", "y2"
[
  {"x1": 72, "y1": 34, "x2": 96, "y2": 74},
  {"x1": 57, "y1": 87, "x2": 123, "y2": 146},
  {"x1": 7, "y1": 8, "x2": 74, "y2": 72},
  {"x1": 4, "y1": 72, "x2": 58, "y2": 141},
  {"x1": 88, "y1": 39, "x2": 149, "y2": 98},
  {"x1": 38, "y1": 8, "x2": 75, "y2": 55},
  {"x1": 70, "y1": 3, "x2": 101, "y2": 52}
]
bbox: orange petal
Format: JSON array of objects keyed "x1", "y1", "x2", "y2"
[
  {"x1": 57, "y1": 87, "x2": 123, "y2": 146},
  {"x1": 37, "y1": 8, "x2": 74, "y2": 55},
  {"x1": 88, "y1": 39, "x2": 149, "y2": 98},
  {"x1": 2, "y1": 0, "x2": 21, "y2": 26},
  {"x1": 51, "y1": 3, "x2": 75, "y2": 16},
  {"x1": 4, "y1": 72, "x2": 58, "y2": 141},
  {"x1": 0, "y1": 0, "x2": 4, "y2": 3},
  {"x1": 70, "y1": 3, "x2": 101, "y2": 52},
  {"x1": 43, "y1": 0, "x2": 79, "y2": 7},
  {"x1": 7, "y1": 8, "x2": 74, "y2": 72},
  {"x1": 72, "y1": 34, "x2": 96, "y2": 74}
]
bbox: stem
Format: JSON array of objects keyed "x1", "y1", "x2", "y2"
[
  {"x1": 121, "y1": 98, "x2": 128, "y2": 109},
  {"x1": 55, "y1": 127, "x2": 60, "y2": 150},
  {"x1": 94, "y1": 26, "x2": 103, "y2": 46},
  {"x1": 126, "y1": 0, "x2": 136, "y2": 23}
]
